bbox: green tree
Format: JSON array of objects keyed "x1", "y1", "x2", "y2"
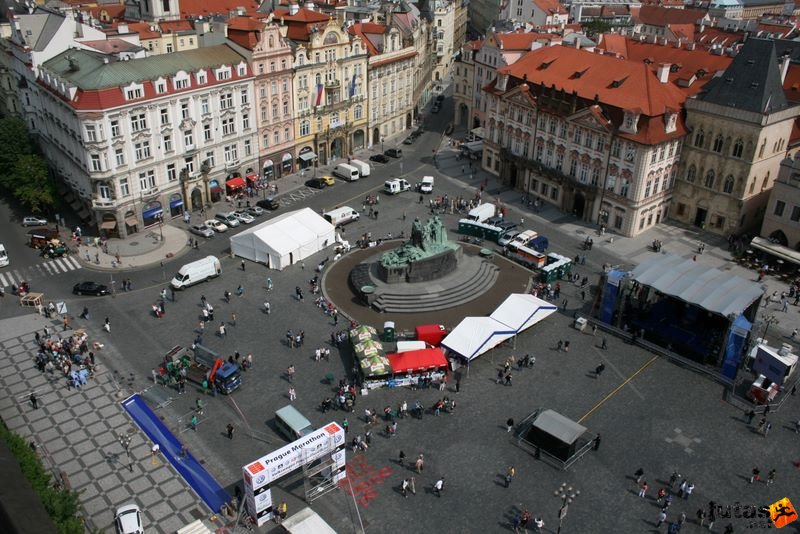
[
  {"x1": 582, "y1": 19, "x2": 611, "y2": 37},
  {"x1": 13, "y1": 154, "x2": 56, "y2": 214},
  {"x1": 0, "y1": 117, "x2": 35, "y2": 190}
]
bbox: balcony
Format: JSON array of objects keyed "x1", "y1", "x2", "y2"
[
  {"x1": 92, "y1": 197, "x2": 116, "y2": 208},
  {"x1": 225, "y1": 159, "x2": 240, "y2": 170},
  {"x1": 325, "y1": 79, "x2": 340, "y2": 89},
  {"x1": 140, "y1": 187, "x2": 160, "y2": 197}
]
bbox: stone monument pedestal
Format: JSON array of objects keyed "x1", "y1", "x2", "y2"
[{"x1": 377, "y1": 247, "x2": 462, "y2": 283}]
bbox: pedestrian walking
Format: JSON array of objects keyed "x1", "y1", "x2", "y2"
[
  {"x1": 409, "y1": 476, "x2": 416, "y2": 495},
  {"x1": 103, "y1": 317, "x2": 110, "y2": 332},
  {"x1": 763, "y1": 421, "x2": 772, "y2": 437},
  {"x1": 557, "y1": 340, "x2": 563, "y2": 351},
  {"x1": 288, "y1": 387, "x2": 296, "y2": 401},
  {"x1": 399, "y1": 450, "x2": 406, "y2": 466},
  {"x1": 226, "y1": 423, "x2": 235, "y2": 439},
  {"x1": 684, "y1": 482, "x2": 694, "y2": 500},
  {"x1": 264, "y1": 301, "x2": 271, "y2": 314},
  {"x1": 401, "y1": 478, "x2": 410, "y2": 497},
  {"x1": 656, "y1": 509, "x2": 667, "y2": 527},
  {"x1": 656, "y1": 487, "x2": 666, "y2": 505},
  {"x1": 745, "y1": 409, "x2": 755, "y2": 424},
  {"x1": 295, "y1": 286, "x2": 304, "y2": 301},
  {"x1": 678, "y1": 479, "x2": 687, "y2": 497},
  {"x1": 219, "y1": 323, "x2": 226, "y2": 338},
  {"x1": 241, "y1": 259, "x2": 246, "y2": 271},
  {"x1": 668, "y1": 471, "x2": 681, "y2": 488},
  {"x1": 601, "y1": 337, "x2": 608, "y2": 350},
  {"x1": 506, "y1": 418, "x2": 515, "y2": 433},
  {"x1": 593, "y1": 433, "x2": 601, "y2": 450},
  {"x1": 342, "y1": 418, "x2": 349, "y2": 434},
  {"x1": 231, "y1": 313, "x2": 237, "y2": 327},
  {"x1": 749, "y1": 466, "x2": 760, "y2": 484},
  {"x1": 224, "y1": 290, "x2": 231, "y2": 303},
  {"x1": 634, "y1": 468, "x2": 645, "y2": 484},
  {"x1": 190, "y1": 414, "x2": 198, "y2": 431},
  {"x1": 152, "y1": 368, "x2": 158, "y2": 384},
  {"x1": 433, "y1": 477, "x2": 444, "y2": 497},
  {"x1": 767, "y1": 469, "x2": 775, "y2": 485},
  {"x1": 504, "y1": 466, "x2": 515, "y2": 488},
  {"x1": 415, "y1": 454, "x2": 424, "y2": 473},
  {"x1": 595, "y1": 363, "x2": 606, "y2": 377},
  {"x1": 266, "y1": 278, "x2": 273, "y2": 291},
  {"x1": 564, "y1": 340, "x2": 570, "y2": 352},
  {"x1": 697, "y1": 508, "x2": 706, "y2": 527},
  {"x1": 638, "y1": 481, "x2": 648, "y2": 498},
  {"x1": 591, "y1": 324, "x2": 598, "y2": 336},
  {"x1": 287, "y1": 364, "x2": 295, "y2": 382},
  {"x1": 80, "y1": 306, "x2": 89, "y2": 319},
  {"x1": 29, "y1": 392, "x2": 38, "y2": 409},
  {"x1": 504, "y1": 373, "x2": 513, "y2": 386},
  {"x1": 456, "y1": 379, "x2": 461, "y2": 392}
]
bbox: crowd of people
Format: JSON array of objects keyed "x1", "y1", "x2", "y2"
[{"x1": 32, "y1": 328, "x2": 96, "y2": 390}]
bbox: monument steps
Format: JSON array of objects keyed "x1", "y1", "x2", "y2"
[{"x1": 373, "y1": 260, "x2": 499, "y2": 313}]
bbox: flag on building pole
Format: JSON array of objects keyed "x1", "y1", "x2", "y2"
[{"x1": 315, "y1": 83, "x2": 324, "y2": 107}]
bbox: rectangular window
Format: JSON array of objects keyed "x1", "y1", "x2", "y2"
[
  {"x1": 197, "y1": 72, "x2": 207, "y2": 85},
  {"x1": 224, "y1": 144, "x2": 238, "y2": 163},
  {"x1": 160, "y1": 108, "x2": 169, "y2": 125},
  {"x1": 90, "y1": 154, "x2": 102, "y2": 172},
  {"x1": 115, "y1": 147, "x2": 125, "y2": 166},
  {"x1": 201, "y1": 98, "x2": 210, "y2": 115},
  {"x1": 85, "y1": 125, "x2": 97, "y2": 142},
  {"x1": 775, "y1": 200, "x2": 786, "y2": 217},
  {"x1": 550, "y1": 186, "x2": 558, "y2": 201},
  {"x1": 134, "y1": 141, "x2": 151, "y2": 161},
  {"x1": 791, "y1": 206, "x2": 800, "y2": 222},
  {"x1": 119, "y1": 177, "x2": 130, "y2": 197},
  {"x1": 130, "y1": 113, "x2": 147, "y2": 132},
  {"x1": 203, "y1": 123, "x2": 212, "y2": 141},
  {"x1": 138, "y1": 170, "x2": 156, "y2": 191},
  {"x1": 217, "y1": 69, "x2": 231, "y2": 81},
  {"x1": 167, "y1": 163, "x2": 177, "y2": 182},
  {"x1": 184, "y1": 130, "x2": 194, "y2": 147},
  {"x1": 110, "y1": 120, "x2": 120, "y2": 138},
  {"x1": 205, "y1": 151, "x2": 215, "y2": 168},
  {"x1": 273, "y1": 131, "x2": 280, "y2": 145},
  {"x1": 241, "y1": 89, "x2": 249, "y2": 105},
  {"x1": 242, "y1": 114, "x2": 250, "y2": 130},
  {"x1": 126, "y1": 87, "x2": 143, "y2": 100},
  {"x1": 222, "y1": 118, "x2": 235, "y2": 136},
  {"x1": 244, "y1": 139, "x2": 252, "y2": 157},
  {"x1": 220, "y1": 93, "x2": 233, "y2": 110},
  {"x1": 163, "y1": 135, "x2": 172, "y2": 152},
  {"x1": 284, "y1": 127, "x2": 290, "y2": 141},
  {"x1": 175, "y1": 78, "x2": 189, "y2": 90},
  {"x1": 180, "y1": 102, "x2": 189, "y2": 120}
]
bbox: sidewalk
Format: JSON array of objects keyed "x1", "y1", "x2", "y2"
[{"x1": 0, "y1": 313, "x2": 218, "y2": 532}]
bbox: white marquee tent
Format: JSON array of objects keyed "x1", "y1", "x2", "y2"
[
  {"x1": 490, "y1": 293, "x2": 558, "y2": 334},
  {"x1": 441, "y1": 317, "x2": 516, "y2": 361},
  {"x1": 230, "y1": 208, "x2": 336, "y2": 270},
  {"x1": 442, "y1": 293, "x2": 558, "y2": 361}
]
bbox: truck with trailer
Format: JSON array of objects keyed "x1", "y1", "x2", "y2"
[{"x1": 158, "y1": 344, "x2": 242, "y2": 394}]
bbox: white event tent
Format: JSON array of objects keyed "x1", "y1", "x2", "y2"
[
  {"x1": 230, "y1": 207, "x2": 336, "y2": 270},
  {"x1": 442, "y1": 293, "x2": 558, "y2": 361}
]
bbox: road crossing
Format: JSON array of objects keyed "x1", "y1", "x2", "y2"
[{"x1": 0, "y1": 255, "x2": 81, "y2": 289}]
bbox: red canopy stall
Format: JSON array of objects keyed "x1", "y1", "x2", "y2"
[
  {"x1": 388, "y1": 348, "x2": 448, "y2": 374},
  {"x1": 415, "y1": 324, "x2": 448, "y2": 347}
]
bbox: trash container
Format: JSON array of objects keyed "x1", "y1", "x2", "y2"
[
  {"x1": 383, "y1": 321, "x2": 396, "y2": 342},
  {"x1": 574, "y1": 317, "x2": 587, "y2": 332}
]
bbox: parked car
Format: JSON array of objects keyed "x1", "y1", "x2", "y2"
[
  {"x1": 114, "y1": 504, "x2": 144, "y2": 534},
  {"x1": 22, "y1": 216, "x2": 47, "y2": 227},
  {"x1": 305, "y1": 178, "x2": 328, "y2": 189},
  {"x1": 72, "y1": 281, "x2": 109, "y2": 296},
  {"x1": 233, "y1": 210, "x2": 255, "y2": 224},
  {"x1": 498, "y1": 230, "x2": 520, "y2": 248},
  {"x1": 204, "y1": 219, "x2": 228, "y2": 233},
  {"x1": 436, "y1": 94, "x2": 445, "y2": 102},
  {"x1": 369, "y1": 154, "x2": 390, "y2": 163},
  {"x1": 214, "y1": 212, "x2": 240, "y2": 228},
  {"x1": 256, "y1": 197, "x2": 280, "y2": 211},
  {"x1": 247, "y1": 206, "x2": 265, "y2": 217},
  {"x1": 319, "y1": 175, "x2": 336, "y2": 186},
  {"x1": 189, "y1": 224, "x2": 214, "y2": 238},
  {"x1": 402, "y1": 136, "x2": 415, "y2": 145},
  {"x1": 384, "y1": 148, "x2": 403, "y2": 158},
  {"x1": 410, "y1": 129, "x2": 424, "y2": 139}
]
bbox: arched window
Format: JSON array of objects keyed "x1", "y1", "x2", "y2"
[
  {"x1": 354, "y1": 104, "x2": 363, "y2": 120},
  {"x1": 694, "y1": 129, "x2": 704, "y2": 148},
  {"x1": 723, "y1": 175, "x2": 734, "y2": 194},
  {"x1": 712, "y1": 135, "x2": 723, "y2": 153},
  {"x1": 269, "y1": 36, "x2": 274, "y2": 47},
  {"x1": 732, "y1": 139, "x2": 744, "y2": 158},
  {"x1": 704, "y1": 170, "x2": 715, "y2": 189},
  {"x1": 762, "y1": 171, "x2": 770, "y2": 190},
  {"x1": 686, "y1": 165, "x2": 696, "y2": 182}
]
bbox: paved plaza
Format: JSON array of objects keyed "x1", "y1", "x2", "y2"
[{"x1": 2, "y1": 125, "x2": 800, "y2": 533}]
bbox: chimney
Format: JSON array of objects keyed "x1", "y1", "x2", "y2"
[
  {"x1": 289, "y1": 1, "x2": 299, "y2": 15},
  {"x1": 780, "y1": 53, "x2": 791, "y2": 83},
  {"x1": 657, "y1": 63, "x2": 670, "y2": 83}
]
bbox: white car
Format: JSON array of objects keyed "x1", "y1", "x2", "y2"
[
  {"x1": 22, "y1": 216, "x2": 48, "y2": 227},
  {"x1": 189, "y1": 224, "x2": 215, "y2": 238},
  {"x1": 115, "y1": 504, "x2": 143, "y2": 534},
  {"x1": 247, "y1": 206, "x2": 264, "y2": 217},
  {"x1": 204, "y1": 219, "x2": 228, "y2": 233},
  {"x1": 233, "y1": 210, "x2": 255, "y2": 224}
]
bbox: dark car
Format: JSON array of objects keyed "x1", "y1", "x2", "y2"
[
  {"x1": 305, "y1": 178, "x2": 328, "y2": 189},
  {"x1": 384, "y1": 148, "x2": 403, "y2": 158},
  {"x1": 410, "y1": 129, "x2": 424, "y2": 139},
  {"x1": 369, "y1": 154, "x2": 390, "y2": 163},
  {"x1": 436, "y1": 94, "x2": 445, "y2": 102},
  {"x1": 402, "y1": 136, "x2": 415, "y2": 145},
  {"x1": 73, "y1": 281, "x2": 109, "y2": 296},
  {"x1": 256, "y1": 197, "x2": 281, "y2": 211}
]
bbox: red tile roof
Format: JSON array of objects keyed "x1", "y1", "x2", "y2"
[
  {"x1": 348, "y1": 22, "x2": 386, "y2": 56},
  {"x1": 272, "y1": 7, "x2": 330, "y2": 41},
  {"x1": 227, "y1": 16, "x2": 265, "y2": 31},
  {"x1": 495, "y1": 31, "x2": 559, "y2": 50},
  {"x1": 83, "y1": 4, "x2": 126, "y2": 22},
  {"x1": 159, "y1": 20, "x2": 194, "y2": 32},
  {"x1": 532, "y1": 0, "x2": 567, "y2": 15},
  {"x1": 497, "y1": 46, "x2": 689, "y2": 116},
  {"x1": 179, "y1": 0, "x2": 260, "y2": 18},
  {"x1": 635, "y1": 5, "x2": 708, "y2": 26},
  {"x1": 118, "y1": 21, "x2": 161, "y2": 40}
]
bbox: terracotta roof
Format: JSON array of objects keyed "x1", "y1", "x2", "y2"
[
  {"x1": 598, "y1": 37, "x2": 732, "y2": 96},
  {"x1": 532, "y1": 0, "x2": 567, "y2": 14},
  {"x1": 694, "y1": 26, "x2": 745, "y2": 48},
  {"x1": 464, "y1": 39, "x2": 483, "y2": 51},
  {"x1": 783, "y1": 63, "x2": 800, "y2": 103},
  {"x1": 636, "y1": 5, "x2": 708, "y2": 26},
  {"x1": 497, "y1": 46, "x2": 689, "y2": 116},
  {"x1": 119, "y1": 21, "x2": 161, "y2": 40},
  {"x1": 272, "y1": 7, "x2": 330, "y2": 41},
  {"x1": 179, "y1": 0, "x2": 260, "y2": 18},
  {"x1": 371, "y1": 50, "x2": 417, "y2": 68},
  {"x1": 158, "y1": 20, "x2": 194, "y2": 32},
  {"x1": 79, "y1": 39, "x2": 142, "y2": 54},
  {"x1": 83, "y1": 4, "x2": 126, "y2": 21},
  {"x1": 348, "y1": 22, "x2": 386, "y2": 56},
  {"x1": 495, "y1": 31, "x2": 558, "y2": 50},
  {"x1": 227, "y1": 15, "x2": 265, "y2": 31}
]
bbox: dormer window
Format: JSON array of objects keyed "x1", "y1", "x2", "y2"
[
  {"x1": 497, "y1": 74, "x2": 508, "y2": 91},
  {"x1": 155, "y1": 79, "x2": 167, "y2": 94},
  {"x1": 175, "y1": 77, "x2": 189, "y2": 90},
  {"x1": 237, "y1": 64, "x2": 247, "y2": 77},
  {"x1": 620, "y1": 110, "x2": 640, "y2": 134},
  {"x1": 216, "y1": 66, "x2": 232, "y2": 81},
  {"x1": 665, "y1": 110, "x2": 677, "y2": 134},
  {"x1": 196, "y1": 70, "x2": 207, "y2": 85},
  {"x1": 124, "y1": 83, "x2": 144, "y2": 101}
]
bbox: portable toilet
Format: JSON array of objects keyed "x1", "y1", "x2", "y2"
[{"x1": 383, "y1": 321, "x2": 396, "y2": 342}]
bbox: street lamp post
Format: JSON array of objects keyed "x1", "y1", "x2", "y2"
[
  {"x1": 157, "y1": 213, "x2": 164, "y2": 241},
  {"x1": 554, "y1": 482, "x2": 579, "y2": 534},
  {"x1": 117, "y1": 432, "x2": 134, "y2": 472}
]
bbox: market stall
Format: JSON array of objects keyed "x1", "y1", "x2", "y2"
[
  {"x1": 415, "y1": 324, "x2": 448, "y2": 347},
  {"x1": 350, "y1": 325, "x2": 392, "y2": 386}
]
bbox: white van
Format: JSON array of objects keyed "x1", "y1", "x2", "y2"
[
  {"x1": 419, "y1": 176, "x2": 434, "y2": 194},
  {"x1": 384, "y1": 178, "x2": 411, "y2": 195},
  {"x1": 171, "y1": 255, "x2": 221, "y2": 289},
  {"x1": 332, "y1": 163, "x2": 359, "y2": 182},
  {"x1": 467, "y1": 203, "x2": 496, "y2": 223},
  {"x1": 324, "y1": 206, "x2": 360, "y2": 226},
  {"x1": 350, "y1": 159, "x2": 370, "y2": 178},
  {"x1": 275, "y1": 405, "x2": 315, "y2": 441},
  {"x1": 0, "y1": 244, "x2": 8, "y2": 267}
]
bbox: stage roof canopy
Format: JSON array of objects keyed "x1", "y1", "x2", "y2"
[{"x1": 630, "y1": 255, "x2": 764, "y2": 317}]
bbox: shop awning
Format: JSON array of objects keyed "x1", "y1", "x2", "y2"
[
  {"x1": 299, "y1": 151, "x2": 317, "y2": 162},
  {"x1": 143, "y1": 207, "x2": 163, "y2": 219},
  {"x1": 263, "y1": 159, "x2": 274, "y2": 168},
  {"x1": 100, "y1": 220, "x2": 117, "y2": 230},
  {"x1": 226, "y1": 177, "x2": 246, "y2": 189},
  {"x1": 245, "y1": 173, "x2": 258, "y2": 182},
  {"x1": 471, "y1": 127, "x2": 486, "y2": 138},
  {"x1": 210, "y1": 185, "x2": 222, "y2": 193},
  {"x1": 750, "y1": 236, "x2": 800, "y2": 266},
  {"x1": 125, "y1": 216, "x2": 138, "y2": 227},
  {"x1": 388, "y1": 348, "x2": 448, "y2": 374}
]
